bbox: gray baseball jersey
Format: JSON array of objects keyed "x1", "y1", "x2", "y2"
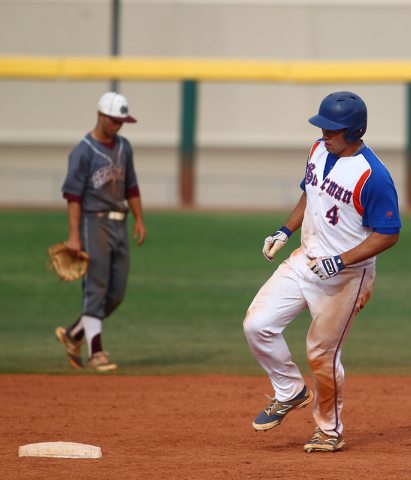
[{"x1": 62, "y1": 133, "x2": 138, "y2": 213}]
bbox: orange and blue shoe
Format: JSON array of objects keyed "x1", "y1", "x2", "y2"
[{"x1": 252, "y1": 385, "x2": 314, "y2": 431}]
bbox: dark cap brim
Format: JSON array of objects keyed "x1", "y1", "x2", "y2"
[{"x1": 107, "y1": 115, "x2": 137, "y2": 123}]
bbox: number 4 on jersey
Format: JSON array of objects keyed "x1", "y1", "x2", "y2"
[{"x1": 325, "y1": 205, "x2": 339, "y2": 226}]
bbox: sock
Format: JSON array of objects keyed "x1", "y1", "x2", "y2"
[
  {"x1": 82, "y1": 315, "x2": 103, "y2": 358},
  {"x1": 69, "y1": 317, "x2": 84, "y2": 341},
  {"x1": 91, "y1": 334, "x2": 103, "y2": 356}
]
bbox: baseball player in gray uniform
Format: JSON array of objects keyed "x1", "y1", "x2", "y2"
[
  {"x1": 244, "y1": 92, "x2": 401, "y2": 452},
  {"x1": 55, "y1": 92, "x2": 146, "y2": 372}
]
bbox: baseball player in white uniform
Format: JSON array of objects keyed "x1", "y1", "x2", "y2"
[
  {"x1": 56, "y1": 92, "x2": 146, "y2": 372},
  {"x1": 243, "y1": 92, "x2": 401, "y2": 452}
]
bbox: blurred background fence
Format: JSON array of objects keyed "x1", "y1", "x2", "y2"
[{"x1": 1, "y1": 0, "x2": 411, "y2": 210}]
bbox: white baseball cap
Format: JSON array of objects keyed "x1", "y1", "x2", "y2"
[{"x1": 97, "y1": 92, "x2": 137, "y2": 123}]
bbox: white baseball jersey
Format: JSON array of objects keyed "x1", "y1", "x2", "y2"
[{"x1": 302, "y1": 140, "x2": 401, "y2": 267}]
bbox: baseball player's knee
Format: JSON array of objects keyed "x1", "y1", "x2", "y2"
[
  {"x1": 243, "y1": 310, "x2": 282, "y2": 354},
  {"x1": 306, "y1": 343, "x2": 334, "y2": 373},
  {"x1": 104, "y1": 294, "x2": 124, "y2": 317},
  {"x1": 243, "y1": 310, "x2": 266, "y2": 349},
  {"x1": 243, "y1": 309, "x2": 264, "y2": 339}
]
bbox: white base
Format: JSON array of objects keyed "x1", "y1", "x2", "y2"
[{"x1": 18, "y1": 442, "x2": 102, "y2": 459}]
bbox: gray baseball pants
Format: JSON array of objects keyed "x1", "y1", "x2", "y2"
[{"x1": 80, "y1": 212, "x2": 130, "y2": 320}]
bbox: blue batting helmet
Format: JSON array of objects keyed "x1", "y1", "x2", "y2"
[{"x1": 309, "y1": 91, "x2": 367, "y2": 143}]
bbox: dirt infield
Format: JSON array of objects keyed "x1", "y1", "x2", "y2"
[{"x1": 1, "y1": 375, "x2": 411, "y2": 479}]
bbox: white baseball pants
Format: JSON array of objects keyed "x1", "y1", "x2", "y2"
[{"x1": 243, "y1": 248, "x2": 375, "y2": 437}]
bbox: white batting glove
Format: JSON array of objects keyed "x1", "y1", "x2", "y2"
[
  {"x1": 262, "y1": 229, "x2": 291, "y2": 263},
  {"x1": 307, "y1": 255, "x2": 345, "y2": 280}
]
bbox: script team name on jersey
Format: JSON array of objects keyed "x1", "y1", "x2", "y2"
[
  {"x1": 305, "y1": 162, "x2": 353, "y2": 205},
  {"x1": 92, "y1": 164, "x2": 126, "y2": 189}
]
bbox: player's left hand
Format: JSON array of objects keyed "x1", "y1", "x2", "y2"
[
  {"x1": 307, "y1": 255, "x2": 345, "y2": 280},
  {"x1": 133, "y1": 221, "x2": 146, "y2": 246}
]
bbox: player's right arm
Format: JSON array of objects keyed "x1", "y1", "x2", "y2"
[
  {"x1": 66, "y1": 201, "x2": 82, "y2": 257},
  {"x1": 62, "y1": 145, "x2": 90, "y2": 256},
  {"x1": 283, "y1": 192, "x2": 306, "y2": 233},
  {"x1": 263, "y1": 192, "x2": 307, "y2": 262}
]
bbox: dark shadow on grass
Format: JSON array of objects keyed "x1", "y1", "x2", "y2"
[{"x1": 121, "y1": 351, "x2": 228, "y2": 368}]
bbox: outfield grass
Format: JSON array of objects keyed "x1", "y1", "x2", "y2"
[{"x1": 0, "y1": 210, "x2": 410, "y2": 376}]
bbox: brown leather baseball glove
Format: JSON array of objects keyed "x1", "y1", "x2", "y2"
[{"x1": 47, "y1": 242, "x2": 90, "y2": 282}]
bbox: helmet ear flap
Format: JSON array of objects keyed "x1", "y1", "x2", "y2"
[{"x1": 344, "y1": 119, "x2": 367, "y2": 143}]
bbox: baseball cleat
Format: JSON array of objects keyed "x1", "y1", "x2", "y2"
[
  {"x1": 304, "y1": 427, "x2": 345, "y2": 453},
  {"x1": 55, "y1": 326, "x2": 84, "y2": 369},
  {"x1": 252, "y1": 385, "x2": 313, "y2": 431},
  {"x1": 87, "y1": 352, "x2": 118, "y2": 372}
]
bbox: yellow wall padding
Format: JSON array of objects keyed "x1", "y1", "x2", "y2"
[{"x1": 1, "y1": 56, "x2": 411, "y2": 83}]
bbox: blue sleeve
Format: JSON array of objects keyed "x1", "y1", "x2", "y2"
[
  {"x1": 373, "y1": 227, "x2": 400, "y2": 234},
  {"x1": 361, "y1": 154, "x2": 401, "y2": 230}
]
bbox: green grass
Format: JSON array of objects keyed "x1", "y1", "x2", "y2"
[{"x1": 0, "y1": 210, "x2": 410, "y2": 376}]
